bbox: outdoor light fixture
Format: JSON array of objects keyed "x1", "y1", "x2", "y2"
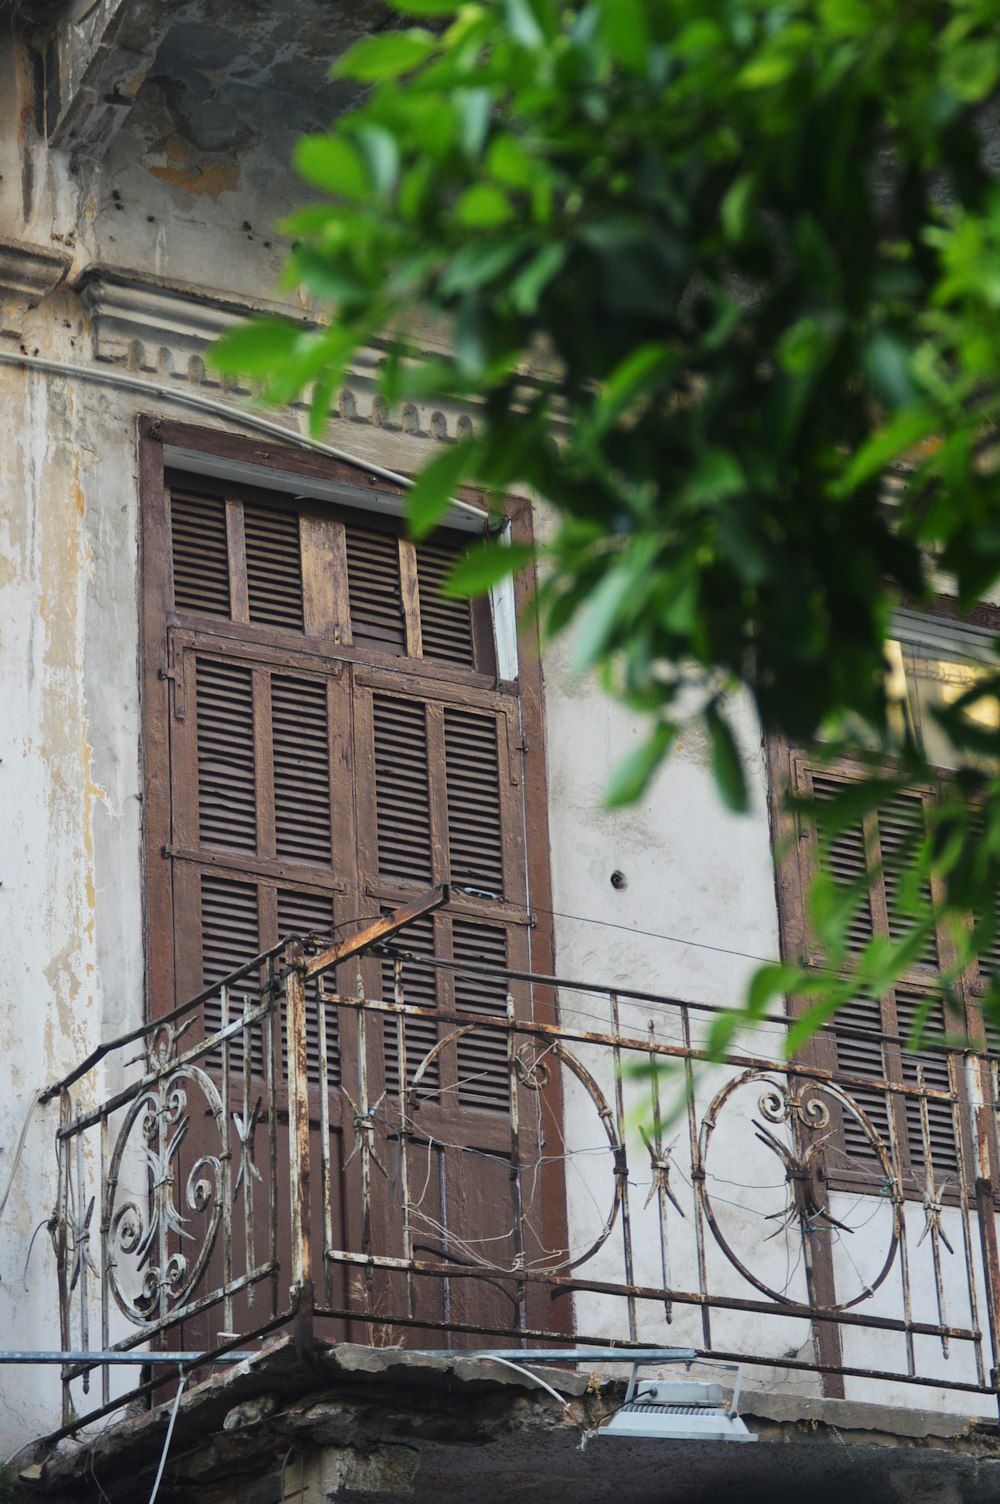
[{"x1": 598, "y1": 1361, "x2": 756, "y2": 1443}]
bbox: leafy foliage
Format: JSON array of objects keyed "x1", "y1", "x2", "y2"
[{"x1": 212, "y1": 0, "x2": 1000, "y2": 1043}]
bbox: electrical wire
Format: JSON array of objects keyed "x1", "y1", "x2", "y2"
[
  {"x1": 147, "y1": 1371, "x2": 187, "y2": 1504},
  {"x1": 0, "y1": 1090, "x2": 45, "y2": 1225}
]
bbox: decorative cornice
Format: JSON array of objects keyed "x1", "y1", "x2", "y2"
[
  {"x1": 0, "y1": 237, "x2": 72, "y2": 340},
  {"x1": 73, "y1": 264, "x2": 479, "y2": 445}
]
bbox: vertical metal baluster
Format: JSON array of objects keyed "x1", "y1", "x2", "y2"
[
  {"x1": 100, "y1": 1110, "x2": 109, "y2": 1408},
  {"x1": 317, "y1": 975, "x2": 333, "y2": 1309},
  {"x1": 916, "y1": 1065, "x2": 948, "y2": 1357},
  {"x1": 967, "y1": 1051, "x2": 1000, "y2": 1405},
  {"x1": 355, "y1": 968, "x2": 373, "y2": 1290},
  {"x1": 506, "y1": 993, "x2": 527, "y2": 1336},
  {"x1": 285, "y1": 941, "x2": 312, "y2": 1296},
  {"x1": 950, "y1": 1053, "x2": 983, "y2": 1387},
  {"x1": 242, "y1": 994, "x2": 255, "y2": 1303},
  {"x1": 610, "y1": 994, "x2": 637, "y2": 1343},
  {"x1": 883, "y1": 1076, "x2": 915, "y2": 1379},
  {"x1": 220, "y1": 983, "x2": 233, "y2": 1340},
  {"x1": 266, "y1": 956, "x2": 279, "y2": 1318},
  {"x1": 75, "y1": 1103, "x2": 90, "y2": 1393},
  {"x1": 57, "y1": 1094, "x2": 72, "y2": 1428},
  {"x1": 395, "y1": 958, "x2": 416, "y2": 1322},
  {"x1": 684, "y1": 1005, "x2": 711, "y2": 1351},
  {"x1": 647, "y1": 1020, "x2": 673, "y2": 1324}
]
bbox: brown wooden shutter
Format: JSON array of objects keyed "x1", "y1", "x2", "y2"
[
  {"x1": 196, "y1": 658, "x2": 257, "y2": 852},
  {"x1": 243, "y1": 501, "x2": 305, "y2": 631},
  {"x1": 271, "y1": 675, "x2": 333, "y2": 866},
  {"x1": 788, "y1": 754, "x2": 964, "y2": 1191},
  {"x1": 372, "y1": 694, "x2": 434, "y2": 884},
  {"x1": 452, "y1": 919, "x2": 510, "y2": 1109},
  {"x1": 443, "y1": 707, "x2": 505, "y2": 899},
  {"x1": 170, "y1": 490, "x2": 231, "y2": 617},
  {"x1": 345, "y1": 526, "x2": 407, "y2": 653},
  {"x1": 415, "y1": 540, "x2": 475, "y2": 668}
]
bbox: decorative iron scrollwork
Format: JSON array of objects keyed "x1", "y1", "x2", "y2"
[
  {"x1": 699, "y1": 1071, "x2": 901, "y2": 1310},
  {"x1": 104, "y1": 1063, "x2": 230, "y2": 1327}
]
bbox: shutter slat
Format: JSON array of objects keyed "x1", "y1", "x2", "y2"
[
  {"x1": 171, "y1": 491, "x2": 231, "y2": 617},
  {"x1": 416, "y1": 541, "x2": 475, "y2": 668},
  {"x1": 196, "y1": 659, "x2": 257, "y2": 852},
  {"x1": 346, "y1": 529, "x2": 406, "y2": 651},
  {"x1": 812, "y1": 775, "x2": 874, "y2": 953},
  {"x1": 201, "y1": 874, "x2": 262, "y2": 1075},
  {"x1": 895, "y1": 990, "x2": 959, "y2": 1184},
  {"x1": 831, "y1": 994, "x2": 892, "y2": 1170},
  {"x1": 373, "y1": 696, "x2": 433, "y2": 883},
  {"x1": 272, "y1": 676, "x2": 332, "y2": 865},
  {"x1": 445, "y1": 708, "x2": 504, "y2": 897},
  {"x1": 244, "y1": 503, "x2": 304, "y2": 631},
  {"x1": 453, "y1": 921, "x2": 509, "y2": 1110},
  {"x1": 878, "y1": 795, "x2": 937, "y2": 966}
]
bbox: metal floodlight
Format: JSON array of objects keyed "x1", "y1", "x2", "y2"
[{"x1": 598, "y1": 1361, "x2": 756, "y2": 1444}]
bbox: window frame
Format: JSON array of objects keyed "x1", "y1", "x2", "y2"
[{"x1": 767, "y1": 593, "x2": 1000, "y2": 1209}]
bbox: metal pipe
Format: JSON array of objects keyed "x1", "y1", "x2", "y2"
[{"x1": 0, "y1": 350, "x2": 488, "y2": 519}]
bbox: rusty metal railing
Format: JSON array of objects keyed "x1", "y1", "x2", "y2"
[{"x1": 47, "y1": 889, "x2": 1000, "y2": 1433}]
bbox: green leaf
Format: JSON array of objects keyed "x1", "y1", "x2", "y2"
[
  {"x1": 606, "y1": 722, "x2": 678, "y2": 807},
  {"x1": 390, "y1": 0, "x2": 456, "y2": 13},
  {"x1": 747, "y1": 963, "x2": 806, "y2": 1019},
  {"x1": 333, "y1": 30, "x2": 437, "y2": 82},
  {"x1": 456, "y1": 183, "x2": 516, "y2": 227},
  {"x1": 509, "y1": 242, "x2": 567, "y2": 314},
  {"x1": 593, "y1": 343, "x2": 671, "y2": 431},
  {"x1": 705, "y1": 702, "x2": 748, "y2": 813},
  {"x1": 209, "y1": 317, "x2": 307, "y2": 376},
  {"x1": 405, "y1": 438, "x2": 480, "y2": 539},
  {"x1": 294, "y1": 135, "x2": 368, "y2": 200},
  {"x1": 439, "y1": 238, "x2": 525, "y2": 294},
  {"x1": 600, "y1": 0, "x2": 650, "y2": 69},
  {"x1": 444, "y1": 541, "x2": 535, "y2": 595},
  {"x1": 353, "y1": 125, "x2": 400, "y2": 196}
]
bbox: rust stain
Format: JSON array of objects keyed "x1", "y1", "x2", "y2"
[{"x1": 145, "y1": 136, "x2": 240, "y2": 199}]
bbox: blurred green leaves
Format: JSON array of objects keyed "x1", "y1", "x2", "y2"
[{"x1": 211, "y1": 0, "x2": 1000, "y2": 1056}]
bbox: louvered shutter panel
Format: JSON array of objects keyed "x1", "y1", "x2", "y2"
[
  {"x1": 243, "y1": 502, "x2": 305, "y2": 631},
  {"x1": 372, "y1": 695, "x2": 434, "y2": 884},
  {"x1": 829, "y1": 993, "x2": 892, "y2": 1169},
  {"x1": 443, "y1": 707, "x2": 505, "y2": 898},
  {"x1": 415, "y1": 540, "x2": 475, "y2": 668},
  {"x1": 876, "y1": 793, "x2": 938, "y2": 967},
  {"x1": 812, "y1": 773, "x2": 876, "y2": 954},
  {"x1": 271, "y1": 676, "x2": 332, "y2": 866},
  {"x1": 346, "y1": 527, "x2": 406, "y2": 652},
  {"x1": 196, "y1": 658, "x2": 257, "y2": 852},
  {"x1": 453, "y1": 920, "x2": 510, "y2": 1109},
  {"x1": 797, "y1": 757, "x2": 962, "y2": 1192},
  {"x1": 200, "y1": 874, "x2": 263, "y2": 1075},
  {"x1": 894, "y1": 990, "x2": 959, "y2": 1185},
  {"x1": 171, "y1": 490, "x2": 231, "y2": 617}
]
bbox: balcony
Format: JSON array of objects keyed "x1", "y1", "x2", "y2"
[{"x1": 43, "y1": 887, "x2": 1000, "y2": 1439}]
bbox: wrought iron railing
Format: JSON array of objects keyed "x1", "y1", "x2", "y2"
[{"x1": 46, "y1": 887, "x2": 1000, "y2": 1433}]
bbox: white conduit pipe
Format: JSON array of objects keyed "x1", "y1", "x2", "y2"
[{"x1": 0, "y1": 349, "x2": 488, "y2": 520}]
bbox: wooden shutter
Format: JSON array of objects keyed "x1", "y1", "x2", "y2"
[
  {"x1": 785, "y1": 754, "x2": 963, "y2": 1193},
  {"x1": 170, "y1": 490, "x2": 230, "y2": 617},
  {"x1": 415, "y1": 540, "x2": 475, "y2": 668}
]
